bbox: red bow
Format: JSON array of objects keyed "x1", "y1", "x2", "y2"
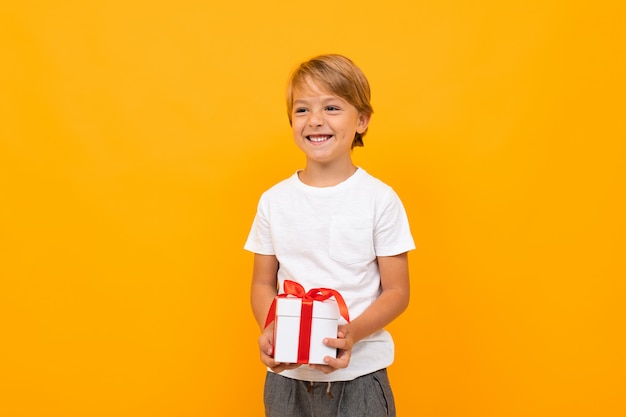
[{"x1": 264, "y1": 280, "x2": 350, "y2": 363}]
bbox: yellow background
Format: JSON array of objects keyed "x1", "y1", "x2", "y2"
[{"x1": 1, "y1": 1, "x2": 624, "y2": 416}]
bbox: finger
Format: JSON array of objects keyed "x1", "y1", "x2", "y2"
[
  {"x1": 328, "y1": 353, "x2": 350, "y2": 368},
  {"x1": 323, "y1": 337, "x2": 349, "y2": 350},
  {"x1": 262, "y1": 356, "x2": 278, "y2": 368},
  {"x1": 271, "y1": 363, "x2": 301, "y2": 373},
  {"x1": 337, "y1": 324, "x2": 350, "y2": 338},
  {"x1": 308, "y1": 353, "x2": 350, "y2": 373},
  {"x1": 259, "y1": 338, "x2": 274, "y2": 356},
  {"x1": 308, "y1": 364, "x2": 336, "y2": 374}
]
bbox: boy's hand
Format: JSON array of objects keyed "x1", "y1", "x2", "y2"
[
  {"x1": 308, "y1": 324, "x2": 353, "y2": 374},
  {"x1": 258, "y1": 328, "x2": 301, "y2": 373}
]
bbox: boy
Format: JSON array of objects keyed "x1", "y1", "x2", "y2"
[{"x1": 245, "y1": 54, "x2": 415, "y2": 417}]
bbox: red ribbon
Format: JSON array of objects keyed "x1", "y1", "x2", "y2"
[{"x1": 264, "y1": 280, "x2": 350, "y2": 364}]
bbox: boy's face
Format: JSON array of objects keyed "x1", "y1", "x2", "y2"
[{"x1": 291, "y1": 78, "x2": 369, "y2": 167}]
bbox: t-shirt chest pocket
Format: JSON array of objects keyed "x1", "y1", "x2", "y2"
[{"x1": 329, "y1": 216, "x2": 375, "y2": 264}]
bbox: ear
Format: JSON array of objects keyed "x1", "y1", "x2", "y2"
[{"x1": 356, "y1": 113, "x2": 371, "y2": 134}]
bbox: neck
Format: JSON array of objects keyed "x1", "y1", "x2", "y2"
[{"x1": 298, "y1": 161, "x2": 357, "y2": 187}]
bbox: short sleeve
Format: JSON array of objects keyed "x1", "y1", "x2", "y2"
[
  {"x1": 373, "y1": 189, "x2": 415, "y2": 256},
  {"x1": 244, "y1": 194, "x2": 275, "y2": 255}
]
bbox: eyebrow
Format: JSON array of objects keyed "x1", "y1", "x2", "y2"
[{"x1": 293, "y1": 96, "x2": 344, "y2": 105}]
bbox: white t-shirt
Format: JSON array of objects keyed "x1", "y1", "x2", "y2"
[{"x1": 245, "y1": 167, "x2": 415, "y2": 381}]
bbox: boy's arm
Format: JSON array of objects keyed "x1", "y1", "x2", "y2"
[
  {"x1": 346, "y1": 252, "x2": 410, "y2": 343},
  {"x1": 310, "y1": 252, "x2": 410, "y2": 373},
  {"x1": 250, "y1": 253, "x2": 279, "y2": 329},
  {"x1": 250, "y1": 253, "x2": 302, "y2": 372}
]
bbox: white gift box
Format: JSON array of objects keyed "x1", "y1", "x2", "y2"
[{"x1": 272, "y1": 297, "x2": 340, "y2": 365}]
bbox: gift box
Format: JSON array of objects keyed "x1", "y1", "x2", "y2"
[
  {"x1": 264, "y1": 280, "x2": 350, "y2": 365},
  {"x1": 273, "y1": 297, "x2": 339, "y2": 364}
]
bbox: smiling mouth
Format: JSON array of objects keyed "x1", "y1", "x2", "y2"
[{"x1": 307, "y1": 135, "x2": 332, "y2": 143}]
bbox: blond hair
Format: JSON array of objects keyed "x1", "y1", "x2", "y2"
[{"x1": 286, "y1": 54, "x2": 373, "y2": 148}]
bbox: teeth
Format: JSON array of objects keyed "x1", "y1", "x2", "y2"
[{"x1": 308, "y1": 136, "x2": 331, "y2": 142}]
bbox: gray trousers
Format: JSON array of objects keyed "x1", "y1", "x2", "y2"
[{"x1": 264, "y1": 368, "x2": 396, "y2": 417}]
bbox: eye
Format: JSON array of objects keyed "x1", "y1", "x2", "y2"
[
  {"x1": 325, "y1": 105, "x2": 340, "y2": 112},
  {"x1": 294, "y1": 107, "x2": 307, "y2": 114}
]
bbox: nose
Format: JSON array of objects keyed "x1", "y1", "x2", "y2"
[{"x1": 307, "y1": 109, "x2": 323, "y2": 127}]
